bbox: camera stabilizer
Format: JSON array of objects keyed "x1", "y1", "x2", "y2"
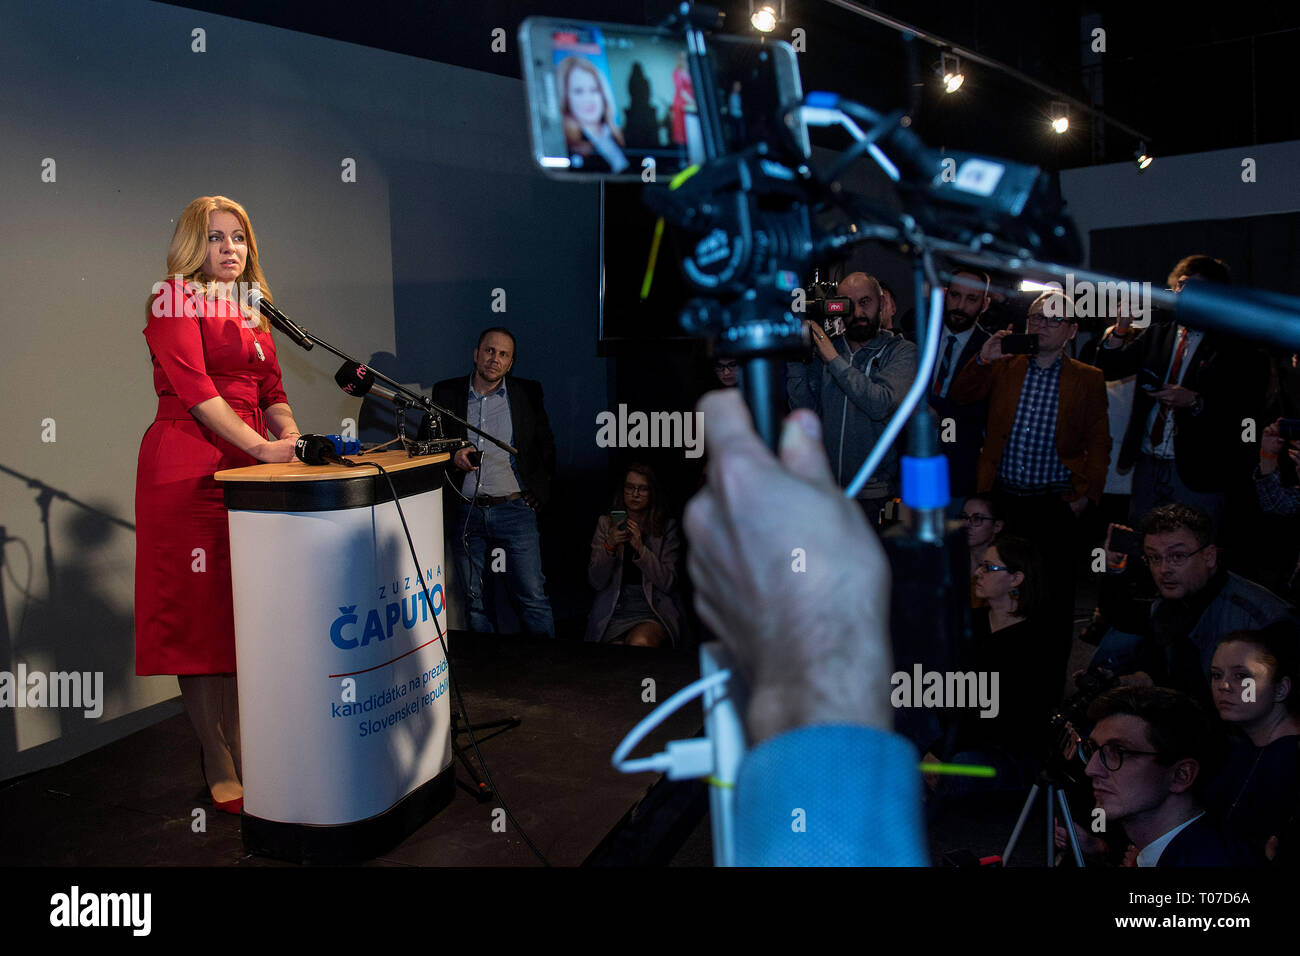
[{"x1": 601, "y1": 2, "x2": 1300, "y2": 866}]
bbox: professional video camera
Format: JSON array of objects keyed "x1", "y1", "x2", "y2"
[
  {"x1": 803, "y1": 279, "x2": 851, "y2": 339},
  {"x1": 519, "y1": 2, "x2": 1300, "y2": 866}
]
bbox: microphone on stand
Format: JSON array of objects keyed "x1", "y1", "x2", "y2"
[
  {"x1": 245, "y1": 289, "x2": 314, "y2": 350},
  {"x1": 333, "y1": 361, "x2": 402, "y2": 404}
]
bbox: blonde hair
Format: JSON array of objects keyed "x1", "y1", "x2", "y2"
[
  {"x1": 556, "y1": 56, "x2": 624, "y2": 154},
  {"x1": 147, "y1": 195, "x2": 272, "y2": 332}
]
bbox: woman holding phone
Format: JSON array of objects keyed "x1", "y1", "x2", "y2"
[{"x1": 587, "y1": 463, "x2": 684, "y2": 647}]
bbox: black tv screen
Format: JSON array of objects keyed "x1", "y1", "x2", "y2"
[{"x1": 600, "y1": 181, "x2": 691, "y2": 341}]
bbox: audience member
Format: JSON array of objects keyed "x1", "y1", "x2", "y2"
[
  {"x1": 433, "y1": 327, "x2": 557, "y2": 637},
  {"x1": 1098, "y1": 504, "x2": 1296, "y2": 708},
  {"x1": 949, "y1": 289, "x2": 1111, "y2": 635},
  {"x1": 929, "y1": 270, "x2": 996, "y2": 500},
  {"x1": 1069, "y1": 687, "x2": 1256, "y2": 866},
  {"x1": 928, "y1": 536, "x2": 1064, "y2": 802},
  {"x1": 1204, "y1": 625, "x2": 1300, "y2": 858},
  {"x1": 787, "y1": 271, "x2": 918, "y2": 526},
  {"x1": 878, "y1": 279, "x2": 899, "y2": 333},
  {"x1": 1093, "y1": 255, "x2": 1267, "y2": 532},
  {"x1": 712, "y1": 356, "x2": 739, "y2": 390},
  {"x1": 1253, "y1": 418, "x2": 1300, "y2": 599},
  {"x1": 958, "y1": 494, "x2": 1004, "y2": 607},
  {"x1": 587, "y1": 463, "x2": 685, "y2": 648}
]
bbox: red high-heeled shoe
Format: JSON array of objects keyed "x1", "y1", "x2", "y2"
[{"x1": 199, "y1": 747, "x2": 244, "y2": 815}]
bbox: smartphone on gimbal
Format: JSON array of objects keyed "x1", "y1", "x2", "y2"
[{"x1": 519, "y1": 16, "x2": 808, "y2": 182}]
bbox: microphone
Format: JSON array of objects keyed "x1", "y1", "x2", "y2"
[
  {"x1": 333, "y1": 362, "x2": 401, "y2": 404},
  {"x1": 295, "y1": 434, "x2": 349, "y2": 466},
  {"x1": 245, "y1": 288, "x2": 314, "y2": 351}
]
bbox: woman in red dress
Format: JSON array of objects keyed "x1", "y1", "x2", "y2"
[
  {"x1": 135, "y1": 196, "x2": 301, "y2": 813},
  {"x1": 669, "y1": 52, "x2": 695, "y2": 147}
]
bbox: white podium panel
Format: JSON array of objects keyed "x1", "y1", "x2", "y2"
[{"x1": 228, "y1": 486, "x2": 451, "y2": 827}]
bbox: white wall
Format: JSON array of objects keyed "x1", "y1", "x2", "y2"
[{"x1": 1060, "y1": 140, "x2": 1300, "y2": 264}]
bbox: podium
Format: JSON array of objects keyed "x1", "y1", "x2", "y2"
[{"x1": 215, "y1": 449, "x2": 455, "y2": 863}]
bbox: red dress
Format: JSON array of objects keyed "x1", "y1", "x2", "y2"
[{"x1": 134, "y1": 278, "x2": 288, "y2": 675}]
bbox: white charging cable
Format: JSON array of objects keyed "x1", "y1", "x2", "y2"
[{"x1": 611, "y1": 669, "x2": 732, "y2": 780}]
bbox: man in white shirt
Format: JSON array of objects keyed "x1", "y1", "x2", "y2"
[
  {"x1": 928, "y1": 269, "x2": 995, "y2": 500},
  {"x1": 1095, "y1": 255, "x2": 1267, "y2": 533}
]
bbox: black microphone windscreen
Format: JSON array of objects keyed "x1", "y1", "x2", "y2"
[
  {"x1": 334, "y1": 362, "x2": 375, "y2": 397},
  {"x1": 294, "y1": 435, "x2": 337, "y2": 466}
]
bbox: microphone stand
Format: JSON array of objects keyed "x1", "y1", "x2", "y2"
[{"x1": 262, "y1": 315, "x2": 518, "y2": 458}]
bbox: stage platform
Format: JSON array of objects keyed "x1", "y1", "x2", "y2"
[{"x1": 0, "y1": 633, "x2": 712, "y2": 867}]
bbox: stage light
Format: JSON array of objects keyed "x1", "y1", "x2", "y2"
[
  {"x1": 1134, "y1": 142, "x2": 1154, "y2": 171},
  {"x1": 749, "y1": 2, "x2": 780, "y2": 33},
  {"x1": 940, "y1": 53, "x2": 964, "y2": 93},
  {"x1": 1050, "y1": 102, "x2": 1068, "y2": 134}
]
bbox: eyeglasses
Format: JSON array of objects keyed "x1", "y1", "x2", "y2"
[
  {"x1": 1080, "y1": 738, "x2": 1162, "y2": 771},
  {"x1": 958, "y1": 513, "x2": 994, "y2": 525},
  {"x1": 1141, "y1": 544, "x2": 1207, "y2": 569},
  {"x1": 623, "y1": 484, "x2": 649, "y2": 496},
  {"x1": 975, "y1": 561, "x2": 1010, "y2": 574},
  {"x1": 1027, "y1": 313, "x2": 1072, "y2": 326},
  {"x1": 714, "y1": 361, "x2": 739, "y2": 370}
]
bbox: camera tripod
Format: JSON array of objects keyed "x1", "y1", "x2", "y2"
[{"x1": 1002, "y1": 765, "x2": 1088, "y2": 866}]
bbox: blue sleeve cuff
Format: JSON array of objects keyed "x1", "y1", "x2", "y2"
[{"x1": 734, "y1": 724, "x2": 928, "y2": 867}]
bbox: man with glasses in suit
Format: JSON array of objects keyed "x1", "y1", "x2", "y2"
[
  {"x1": 1096, "y1": 504, "x2": 1295, "y2": 706},
  {"x1": 1063, "y1": 687, "x2": 1258, "y2": 866}
]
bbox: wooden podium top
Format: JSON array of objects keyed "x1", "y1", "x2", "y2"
[{"x1": 215, "y1": 449, "x2": 450, "y2": 483}]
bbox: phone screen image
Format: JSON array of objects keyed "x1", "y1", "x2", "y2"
[
  {"x1": 521, "y1": 18, "x2": 805, "y2": 182},
  {"x1": 1001, "y1": 334, "x2": 1040, "y2": 356},
  {"x1": 1139, "y1": 368, "x2": 1163, "y2": 392}
]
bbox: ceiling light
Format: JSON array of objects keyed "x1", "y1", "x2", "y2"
[
  {"x1": 1050, "y1": 102, "x2": 1069, "y2": 134},
  {"x1": 750, "y1": 2, "x2": 779, "y2": 32},
  {"x1": 940, "y1": 53, "x2": 964, "y2": 93}
]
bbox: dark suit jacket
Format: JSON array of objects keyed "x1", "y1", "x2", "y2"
[
  {"x1": 1093, "y1": 319, "x2": 1267, "y2": 491},
  {"x1": 1156, "y1": 814, "x2": 1262, "y2": 867},
  {"x1": 431, "y1": 374, "x2": 557, "y2": 508},
  {"x1": 949, "y1": 352, "x2": 1111, "y2": 503},
  {"x1": 929, "y1": 323, "x2": 993, "y2": 500}
]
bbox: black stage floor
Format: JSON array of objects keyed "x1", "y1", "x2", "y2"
[
  {"x1": 0, "y1": 633, "x2": 711, "y2": 867},
  {"x1": 1, "y1": 621, "x2": 1097, "y2": 867}
]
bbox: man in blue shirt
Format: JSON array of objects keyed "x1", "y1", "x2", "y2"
[{"x1": 433, "y1": 328, "x2": 557, "y2": 637}]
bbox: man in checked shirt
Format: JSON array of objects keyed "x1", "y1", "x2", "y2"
[{"x1": 950, "y1": 289, "x2": 1111, "y2": 640}]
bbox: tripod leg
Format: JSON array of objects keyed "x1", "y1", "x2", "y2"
[
  {"x1": 1056, "y1": 788, "x2": 1087, "y2": 867},
  {"x1": 1046, "y1": 784, "x2": 1056, "y2": 865},
  {"x1": 1001, "y1": 783, "x2": 1041, "y2": 864}
]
